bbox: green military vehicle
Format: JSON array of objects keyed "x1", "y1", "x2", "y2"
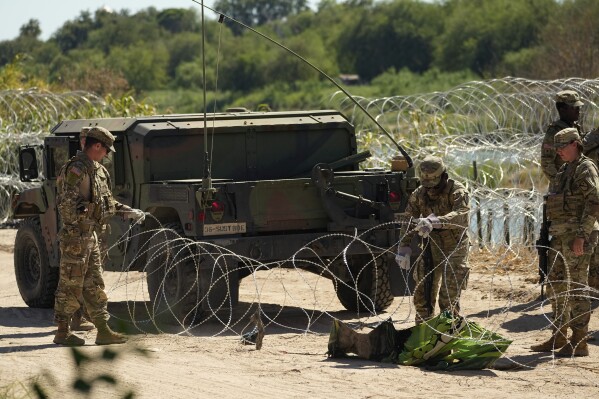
[{"x1": 12, "y1": 109, "x2": 418, "y2": 324}]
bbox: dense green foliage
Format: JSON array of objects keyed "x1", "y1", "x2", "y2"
[{"x1": 0, "y1": 0, "x2": 597, "y2": 112}]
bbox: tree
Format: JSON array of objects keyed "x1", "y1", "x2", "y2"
[
  {"x1": 434, "y1": 0, "x2": 554, "y2": 76},
  {"x1": 214, "y1": 0, "x2": 309, "y2": 35},
  {"x1": 529, "y1": 0, "x2": 599, "y2": 78},
  {"x1": 336, "y1": 0, "x2": 442, "y2": 80},
  {"x1": 107, "y1": 43, "x2": 169, "y2": 92},
  {"x1": 19, "y1": 19, "x2": 42, "y2": 39},
  {"x1": 157, "y1": 8, "x2": 199, "y2": 34},
  {"x1": 52, "y1": 11, "x2": 93, "y2": 52}
]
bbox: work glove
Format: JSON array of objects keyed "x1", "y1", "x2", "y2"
[
  {"x1": 415, "y1": 218, "x2": 433, "y2": 238},
  {"x1": 126, "y1": 208, "x2": 146, "y2": 223},
  {"x1": 395, "y1": 246, "x2": 412, "y2": 270},
  {"x1": 415, "y1": 214, "x2": 441, "y2": 238}
]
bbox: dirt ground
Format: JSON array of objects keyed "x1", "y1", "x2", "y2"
[{"x1": 1, "y1": 228, "x2": 598, "y2": 398}]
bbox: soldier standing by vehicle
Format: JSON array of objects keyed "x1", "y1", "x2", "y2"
[
  {"x1": 53, "y1": 126, "x2": 145, "y2": 346},
  {"x1": 395, "y1": 156, "x2": 470, "y2": 324},
  {"x1": 540, "y1": 90, "x2": 584, "y2": 181},
  {"x1": 69, "y1": 127, "x2": 95, "y2": 333},
  {"x1": 531, "y1": 128, "x2": 599, "y2": 357}
]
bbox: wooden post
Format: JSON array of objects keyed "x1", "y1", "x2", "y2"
[
  {"x1": 473, "y1": 161, "x2": 483, "y2": 248},
  {"x1": 486, "y1": 209, "x2": 493, "y2": 246},
  {"x1": 503, "y1": 197, "x2": 510, "y2": 246}
]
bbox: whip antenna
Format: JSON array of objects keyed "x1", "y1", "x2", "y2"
[{"x1": 190, "y1": 0, "x2": 413, "y2": 168}]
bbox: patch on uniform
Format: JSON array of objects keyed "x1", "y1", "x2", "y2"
[{"x1": 66, "y1": 166, "x2": 83, "y2": 185}]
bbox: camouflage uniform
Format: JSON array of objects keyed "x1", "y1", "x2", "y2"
[
  {"x1": 54, "y1": 151, "x2": 119, "y2": 323},
  {"x1": 582, "y1": 129, "x2": 599, "y2": 290},
  {"x1": 53, "y1": 127, "x2": 141, "y2": 346},
  {"x1": 536, "y1": 128, "x2": 599, "y2": 356},
  {"x1": 540, "y1": 90, "x2": 584, "y2": 181},
  {"x1": 400, "y1": 157, "x2": 470, "y2": 323}
]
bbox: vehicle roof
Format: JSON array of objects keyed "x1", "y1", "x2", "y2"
[{"x1": 51, "y1": 109, "x2": 350, "y2": 135}]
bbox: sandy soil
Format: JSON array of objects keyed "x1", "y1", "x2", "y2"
[{"x1": 1, "y1": 228, "x2": 598, "y2": 398}]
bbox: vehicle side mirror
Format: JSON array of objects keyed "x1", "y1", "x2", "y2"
[{"x1": 19, "y1": 147, "x2": 39, "y2": 182}]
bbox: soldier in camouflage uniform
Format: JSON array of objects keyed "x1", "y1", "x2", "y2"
[
  {"x1": 531, "y1": 128, "x2": 599, "y2": 357},
  {"x1": 53, "y1": 126, "x2": 145, "y2": 346},
  {"x1": 395, "y1": 156, "x2": 470, "y2": 324},
  {"x1": 540, "y1": 90, "x2": 583, "y2": 181},
  {"x1": 69, "y1": 127, "x2": 95, "y2": 333}
]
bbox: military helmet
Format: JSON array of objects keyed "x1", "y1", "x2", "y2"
[
  {"x1": 554, "y1": 127, "x2": 581, "y2": 149},
  {"x1": 80, "y1": 127, "x2": 90, "y2": 139},
  {"x1": 418, "y1": 155, "x2": 446, "y2": 188},
  {"x1": 87, "y1": 126, "x2": 116, "y2": 153},
  {"x1": 555, "y1": 90, "x2": 584, "y2": 107}
]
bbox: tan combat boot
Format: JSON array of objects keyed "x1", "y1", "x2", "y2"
[
  {"x1": 530, "y1": 326, "x2": 568, "y2": 352},
  {"x1": 556, "y1": 327, "x2": 589, "y2": 357},
  {"x1": 327, "y1": 320, "x2": 372, "y2": 359},
  {"x1": 70, "y1": 309, "x2": 95, "y2": 331},
  {"x1": 53, "y1": 320, "x2": 85, "y2": 346},
  {"x1": 94, "y1": 320, "x2": 128, "y2": 345}
]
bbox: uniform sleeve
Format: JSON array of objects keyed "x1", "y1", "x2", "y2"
[
  {"x1": 541, "y1": 126, "x2": 559, "y2": 180},
  {"x1": 57, "y1": 161, "x2": 88, "y2": 225},
  {"x1": 575, "y1": 162, "x2": 599, "y2": 237},
  {"x1": 582, "y1": 129, "x2": 599, "y2": 162},
  {"x1": 399, "y1": 189, "x2": 421, "y2": 246},
  {"x1": 437, "y1": 186, "x2": 470, "y2": 230}
]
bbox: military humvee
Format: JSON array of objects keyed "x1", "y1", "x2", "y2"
[{"x1": 12, "y1": 110, "x2": 418, "y2": 323}]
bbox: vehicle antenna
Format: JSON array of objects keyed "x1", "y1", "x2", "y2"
[
  {"x1": 199, "y1": 1, "x2": 216, "y2": 201},
  {"x1": 190, "y1": 0, "x2": 413, "y2": 168}
]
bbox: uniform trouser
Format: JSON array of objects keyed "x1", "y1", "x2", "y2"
[
  {"x1": 54, "y1": 231, "x2": 109, "y2": 323},
  {"x1": 413, "y1": 238, "x2": 469, "y2": 322},
  {"x1": 547, "y1": 237, "x2": 592, "y2": 330}
]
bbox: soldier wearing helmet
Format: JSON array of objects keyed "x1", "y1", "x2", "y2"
[
  {"x1": 395, "y1": 155, "x2": 470, "y2": 324},
  {"x1": 540, "y1": 90, "x2": 584, "y2": 181},
  {"x1": 53, "y1": 126, "x2": 145, "y2": 346},
  {"x1": 531, "y1": 128, "x2": 599, "y2": 357}
]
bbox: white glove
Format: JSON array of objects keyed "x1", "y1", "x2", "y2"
[
  {"x1": 395, "y1": 246, "x2": 412, "y2": 270},
  {"x1": 127, "y1": 208, "x2": 146, "y2": 222},
  {"x1": 415, "y1": 214, "x2": 442, "y2": 237},
  {"x1": 426, "y1": 213, "x2": 442, "y2": 229},
  {"x1": 415, "y1": 217, "x2": 433, "y2": 237}
]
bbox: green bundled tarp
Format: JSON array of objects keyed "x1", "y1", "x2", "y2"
[
  {"x1": 389, "y1": 311, "x2": 512, "y2": 370},
  {"x1": 328, "y1": 311, "x2": 512, "y2": 370}
]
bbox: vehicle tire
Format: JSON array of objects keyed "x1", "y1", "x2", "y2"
[
  {"x1": 145, "y1": 223, "x2": 202, "y2": 326},
  {"x1": 14, "y1": 217, "x2": 58, "y2": 308},
  {"x1": 335, "y1": 254, "x2": 393, "y2": 314}
]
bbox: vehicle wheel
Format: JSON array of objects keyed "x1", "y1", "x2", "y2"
[
  {"x1": 14, "y1": 217, "x2": 58, "y2": 308},
  {"x1": 334, "y1": 254, "x2": 393, "y2": 314},
  {"x1": 145, "y1": 223, "x2": 202, "y2": 325}
]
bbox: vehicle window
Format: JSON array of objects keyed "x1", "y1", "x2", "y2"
[
  {"x1": 49, "y1": 146, "x2": 69, "y2": 179},
  {"x1": 101, "y1": 139, "x2": 125, "y2": 187}
]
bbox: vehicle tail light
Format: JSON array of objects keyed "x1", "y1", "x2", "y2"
[
  {"x1": 388, "y1": 191, "x2": 401, "y2": 211},
  {"x1": 210, "y1": 201, "x2": 225, "y2": 222}
]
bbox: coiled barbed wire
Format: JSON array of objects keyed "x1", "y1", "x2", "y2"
[{"x1": 3, "y1": 80, "x2": 599, "y2": 377}]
